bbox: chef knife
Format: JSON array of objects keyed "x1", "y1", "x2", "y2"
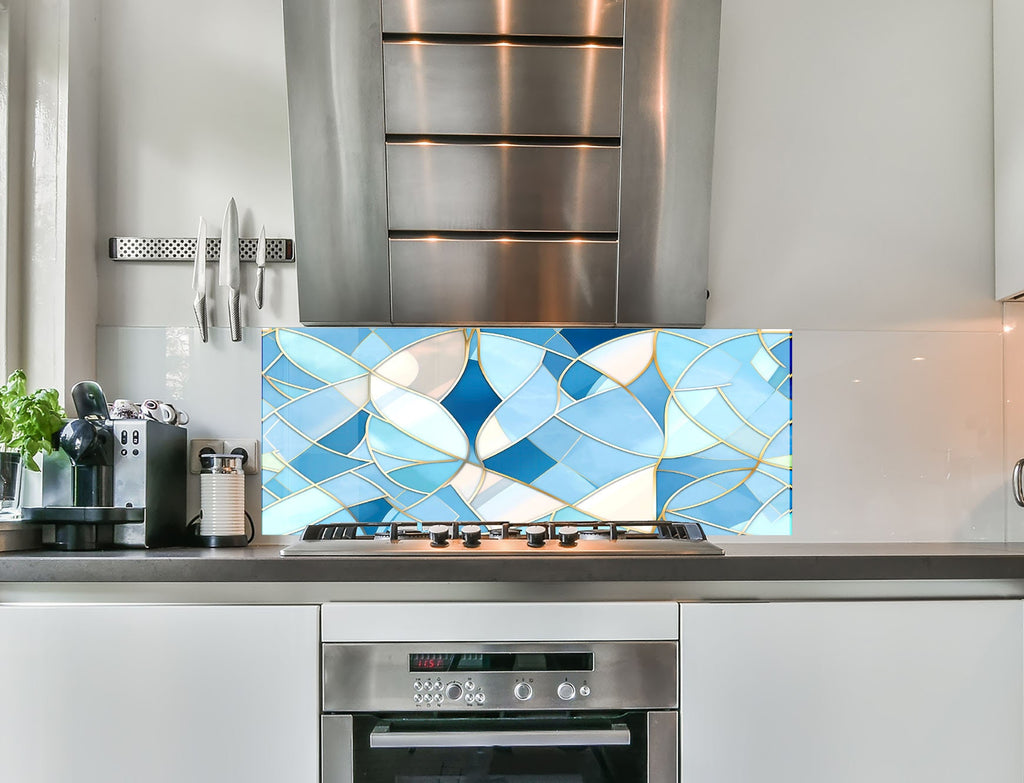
[
  {"x1": 192, "y1": 217, "x2": 209, "y2": 342},
  {"x1": 219, "y1": 197, "x2": 241, "y2": 342},
  {"x1": 254, "y1": 224, "x2": 266, "y2": 310}
]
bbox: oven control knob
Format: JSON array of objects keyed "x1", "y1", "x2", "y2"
[
  {"x1": 579, "y1": 685, "x2": 591, "y2": 697},
  {"x1": 557, "y1": 682, "x2": 576, "y2": 701},
  {"x1": 513, "y1": 682, "x2": 533, "y2": 701},
  {"x1": 428, "y1": 524, "x2": 450, "y2": 547},
  {"x1": 461, "y1": 524, "x2": 482, "y2": 548},
  {"x1": 525, "y1": 525, "x2": 547, "y2": 548},
  {"x1": 558, "y1": 526, "x2": 579, "y2": 547},
  {"x1": 445, "y1": 682, "x2": 464, "y2": 701}
]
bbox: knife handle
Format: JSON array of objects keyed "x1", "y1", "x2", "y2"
[
  {"x1": 228, "y1": 289, "x2": 241, "y2": 342},
  {"x1": 255, "y1": 267, "x2": 265, "y2": 310},
  {"x1": 193, "y1": 294, "x2": 209, "y2": 343}
]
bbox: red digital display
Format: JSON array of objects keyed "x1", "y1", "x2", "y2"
[{"x1": 410, "y1": 654, "x2": 454, "y2": 672}]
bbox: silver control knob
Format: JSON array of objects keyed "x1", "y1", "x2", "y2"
[
  {"x1": 525, "y1": 525, "x2": 547, "y2": 548},
  {"x1": 461, "y1": 524, "x2": 482, "y2": 548},
  {"x1": 465, "y1": 680, "x2": 476, "y2": 691},
  {"x1": 557, "y1": 682, "x2": 576, "y2": 701},
  {"x1": 513, "y1": 682, "x2": 533, "y2": 701},
  {"x1": 579, "y1": 685, "x2": 591, "y2": 697},
  {"x1": 474, "y1": 692, "x2": 486, "y2": 704},
  {"x1": 413, "y1": 694, "x2": 422, "y2": 705},
  {"x1": 428, "y1": 524, "x2": 450, "y2": 547},
  {"x1": 445, "y1": 682, "x2": 464, "y2": 701},
  {"x1": 413, "y1": 680, "x2": 423, "y2": 691}
]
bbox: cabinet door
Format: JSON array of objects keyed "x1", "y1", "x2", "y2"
[
  {"x1": 996, "y1": 0, "x2": 1024, "y2": 299},
  {"x1": 0, "y1": 604, "x2": 319, "y2": 783},
  {"x1": 680, "y1": 601, "x2": 1023, "y2": 783}
]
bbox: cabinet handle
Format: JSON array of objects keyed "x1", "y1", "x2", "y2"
[{"x1": 1013, "y1": 458, "x2": 1024, "y2": 507}]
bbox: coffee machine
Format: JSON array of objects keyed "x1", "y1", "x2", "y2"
[{"x1": 22, "y1": 381, "x2": 187, "y2": 550}]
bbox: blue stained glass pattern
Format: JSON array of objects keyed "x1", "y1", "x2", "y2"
[{"x1": 262, "y1": 328, "x2": 793, "y2": 536}]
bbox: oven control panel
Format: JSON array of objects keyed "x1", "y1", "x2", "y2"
[
  {"x1": 409, "y1": 675, "x2": 592, "y2": 708},
  {"x1": 322, "y1": 641, "x2": 678, "y2": 713}
]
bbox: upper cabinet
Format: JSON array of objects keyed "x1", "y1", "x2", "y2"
[
  {"x1": 283, "y1": 0, "x2": 721, "y2": 326},
  {"x1": 996, "y1": 0, "x2": 1024, "y2": 300}
]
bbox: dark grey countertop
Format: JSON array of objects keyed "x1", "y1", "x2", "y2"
[{"x1": 3, "y1": 541, "x2": 1024, "y2": 583}]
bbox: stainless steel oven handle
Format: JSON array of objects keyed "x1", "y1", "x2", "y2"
[{"x1": 369, "y1": 723, "x2": 631, "y2": 749}]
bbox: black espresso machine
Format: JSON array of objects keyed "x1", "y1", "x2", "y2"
[{"x1": 22, "y1": 381, "x2": 187, "y2": 550}]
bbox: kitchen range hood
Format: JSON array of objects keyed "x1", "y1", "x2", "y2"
[{"x1": 283, "y1": 0, "x2": 722, "y2": 326}]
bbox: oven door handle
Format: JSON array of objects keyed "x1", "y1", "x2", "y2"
[{"x1": 369, "y1": 723, "x2": 632, "y2": 749}]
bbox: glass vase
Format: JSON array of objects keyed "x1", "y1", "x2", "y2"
[{"x1": 0, "y1": 451, "x2": 23, "y2": 518}]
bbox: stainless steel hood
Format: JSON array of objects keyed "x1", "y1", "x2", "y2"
[{"x1": 283, "y1": 0, "x2": 722, "y2": 326}]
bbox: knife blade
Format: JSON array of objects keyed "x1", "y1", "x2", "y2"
[
  {"x1": 219, "y1": 197, "x2": 241, "y2": 342},
  {"x1": 192, "y1": 217, "x2": 209, "y2": 342},
  {"x1": 254, "y1": 224, "x2": 266, "y2": 310}
]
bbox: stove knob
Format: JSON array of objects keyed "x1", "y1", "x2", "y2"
[
  {"x1": 461, "y1": 524, "x2": 482, "y2": 548},
  {"x1": 513, "y1": 682, "x2": 533, "y2": 701},
  {"x1": 445, "y1": 682, "x2": 464, "y2": 701},
  {"x1": 557, "y1": 682, "x2": 576, "y2": 701},
  {"x1": 525, "y1": 525, "x2": 547, "y2": 548},
  {"x1": 428, "y1": 524, "x2": 450, "y2": 547},
  {"x1": 558, "y1": 526, "x2": 579, "y2": 547}
]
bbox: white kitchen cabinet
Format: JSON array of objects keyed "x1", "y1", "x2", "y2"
[
  {"x1": 996, "y1": 0, "x2": 1024, "y2": 299},
  {"x1": 679, "y1": 600, "x2": 1023, "y2": 783},
  {"x1": 0, "y1": 604, "x2": 319, "y2": 783}
]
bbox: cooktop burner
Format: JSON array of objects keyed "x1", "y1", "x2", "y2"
[{"x1": 280, "y1": 521, "x2": 724, "y2": 557}]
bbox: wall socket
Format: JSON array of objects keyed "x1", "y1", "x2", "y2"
[
  {"x1": 223, "y1": 439, "x2": 260, "y2": 475},
  {"x1": 188, "y1": 438, "x2": 261, "y2": 475},
  {"x1": 188, "y1": 439, "x2": 223, "y2": 474}
]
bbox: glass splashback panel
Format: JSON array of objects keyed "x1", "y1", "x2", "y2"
[{"x1": 261, "y1": 328, "x2": 792, "y2": 535}]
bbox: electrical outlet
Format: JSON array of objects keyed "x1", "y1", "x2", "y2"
[
  {"x1": 189, "y1": 439, "x2": 224, "y2": 474},
  {"x1": 223, "y1": 438, "x2": 260, "y2": 475}
]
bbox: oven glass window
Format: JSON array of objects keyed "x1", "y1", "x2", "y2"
[{"x1": 349, "y1": 713, "x2": 647, "y2": 783}]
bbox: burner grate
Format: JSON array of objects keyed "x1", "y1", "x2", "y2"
[{"x1": 299, "y1": 520, "x2": 710, "y2": 543}]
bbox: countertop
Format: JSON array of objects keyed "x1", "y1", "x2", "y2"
[{"x1": 3, "y1": 542, "x2": 1024, "y2": 600}]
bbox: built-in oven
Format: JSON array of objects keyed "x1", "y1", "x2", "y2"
[{"x1": 321, "y1": 640, "x2": 678, "y2": 782}]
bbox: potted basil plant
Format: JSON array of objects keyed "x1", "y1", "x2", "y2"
[{"x1": 0, "y1": 370, "x2": 65, "y2": 516}]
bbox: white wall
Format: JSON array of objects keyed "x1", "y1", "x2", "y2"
[
  {"x1": 92, "y1": 0, "x2": 1005, "y2": 541},
  {"x1": 96, "y1": 0, "x2": 296, "y2": 328}
]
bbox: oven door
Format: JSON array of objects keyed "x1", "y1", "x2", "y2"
[{"x1": 323, "y1": 711, "x2": 677, "y2": 783}]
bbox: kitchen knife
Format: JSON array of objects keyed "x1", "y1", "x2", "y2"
[
  {"x1": 254, "y1": 224, "x2": 266, "y2": 309},
  {"x1": 219, "y1": 197, "x2": 241, "y2": 342},
  {"x1": 192, "y1": 217, "x2": 208, "y2": 342}
]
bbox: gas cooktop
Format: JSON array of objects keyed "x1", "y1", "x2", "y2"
[{"x1": 280, "y1": 521, "x2": 724, "y2": 557}]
